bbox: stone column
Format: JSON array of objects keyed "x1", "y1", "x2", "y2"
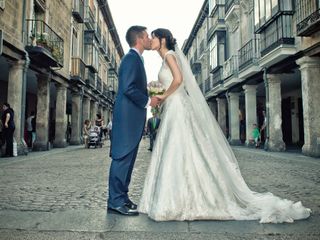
[
  {"x1": 90, "y1": 100, "x2": 98, "y2": 121},
  {"x1": 228, "y1": 92, "x2": 241, "y2": 145},
  {"x1": 296, "y1": 56, "x2": 320, "y2": 157},
  {"x1": 33, "y1": 74, "x2": 50, "y2": 151},
  {"x1": 82, "y1": 96, "x2": 91, "y2": 122},
  {"x1": 53, "y1": 83, "x2": 67, "y2": 148},
  {"x1": 7, "y1": 60, "x2": 28, "y2": 155},
  {"x1": 217, "y1": 98, "x2": 227, "y2": 136},
  {"x1": 208, "y1": 98, "x2": 218, "y2": 119},
  {"x1": 266, "y1": 74, "x2": 285, "y2": 151},
  {"x1": 103, "y1": 107, "x2": 108, "y2": 122},
  {"x1": 70, "y1": 92, "x2": 82, "y2": 145},
  {"x1": 243, "y1": 85, "x2": 257, "y2": 146}
]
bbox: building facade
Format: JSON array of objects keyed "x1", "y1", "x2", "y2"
[
  {"x1": 0, "y1": 0, "x2": 123, "y2": 155},
  {"x1": 183, "y1": 0, "x2": 320, "y2": 157}
]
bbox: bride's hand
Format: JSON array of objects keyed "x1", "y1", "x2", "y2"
[{"x1": 155, "y1": 95, "x2": 166, "y2": 105}]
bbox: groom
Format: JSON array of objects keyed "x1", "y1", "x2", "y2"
[{"x1": 108, "y1": 26, "x2": 159, "y2": 216}]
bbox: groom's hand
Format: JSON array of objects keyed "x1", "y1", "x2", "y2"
[{"x1": 150, "y1": 96, "x2": 160, "y2": 107}]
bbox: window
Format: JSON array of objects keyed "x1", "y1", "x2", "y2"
[
  {"x1": 210, "y1": 35, "x2": 217, "y2": 69},
  {"x1": 266, "y1": 0, "x2": 271, "y2": 20},
  {"x1": 71, "y1": 28, "x2": 78, "y2": 57},
  {"x1": 254, "y1": 0, "x2": 260, "y2": 27}
]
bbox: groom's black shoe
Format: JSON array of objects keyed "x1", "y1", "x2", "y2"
[
  {"x1": 125, "y1": 199, "x2": 138, "y2": 210},
  {"x1": 107, "y1": 205, "x2": 139, "y2": 216}
]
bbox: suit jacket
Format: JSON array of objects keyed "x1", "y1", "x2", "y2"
[{"x1": 111, "y1": 49, "x2": 148, "y2": 159}]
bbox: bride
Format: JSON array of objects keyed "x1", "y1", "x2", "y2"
[{"x1": 138, "y1": 28, "x2": 311, "y2": 223}]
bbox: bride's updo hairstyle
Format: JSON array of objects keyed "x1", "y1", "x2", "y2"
[{"x1": 152, "y1": 28, "x2": 177, "y2": 51}]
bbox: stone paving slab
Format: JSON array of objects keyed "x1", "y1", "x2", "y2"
[{"x1": 0, "y1": 139, "x2": 319, "y2": 239}]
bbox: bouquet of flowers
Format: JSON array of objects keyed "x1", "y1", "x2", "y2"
[
  {"x1": 147, "y1": 81, "x2": 165, "y2": 114},
  {"x1": 147, "y1": 81, "x2": 165, "y2": 96}
]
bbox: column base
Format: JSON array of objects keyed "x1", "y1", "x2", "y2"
[
  {"x1": 70, "y1": 139, "x2": 81, "y2": 145},
  {"x1": 33, "y1": 141, "x2": 50, "y2": 151},
  {"x1": 302, "y1": 144, "x2": 320, "y2": 157},
  {"x1": 53, "y1": 140, "x2": 68, "y2": 148},
  {"x1": 17, "y1": 141, "x2": 29, "y2": 156},
  {"x1": 267, "y1": 141, "x2": 286, "y2": 152},
  {"x1": 229, "y1": 139, "x2": 242, "y2": 145}
]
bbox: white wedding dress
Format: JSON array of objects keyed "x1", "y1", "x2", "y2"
[{"x1": 138, "y1": 48, "x2": 311, "y2": 223}]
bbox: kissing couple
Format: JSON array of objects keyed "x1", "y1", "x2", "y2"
[{"x1": 107, "y1": 25, "x2": 311, "y2": 223}]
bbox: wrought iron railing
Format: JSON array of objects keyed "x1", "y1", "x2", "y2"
[
  {"x1": 26, "y1": 19, "x2": 64, "y2": 66},
  {"x1": 199, "y1": 40, "x2": 205, "y2": 55},
  {"x1": 212, "y1": 66, "x2": 223, "y2": 87},
  {"x1": 85, "y1": 68, "x2": 95, "y2": 88},
  {"x1": 238, "y1": 38, "x2": 260, "y2": 70},
  {"x1": 95, "y1": 23, "x2": 101, "y2": 43},
  {"x1": 84, "y1": 5, "x2": 95, "y2": 30},
  {"x1": 96, "y1": 74, "x2": 102, "y2": 93},
  {"x1": 72, "y1": 0, "x2": 84, "y2": 23},
  {"x1": 99, "y1": 35, "x2": 106, "y2": 53},
  {"x1": 225, "y1": 0, "x2": 239, "y2": 14},
  {"x1": 199, "y1": 82, "x2": 204, "y2": 94},
  {"x1": 260, "y1": 13, "x2": 294, "y2": 57},
  {"x1": 70, "y1": 57, "x2": 86, "y2": 81},
  {"x1": 204, "y1": 77, "x2": 211, "y2": 93},
  {"x1": 296, "y1": 0, "x2": 320, "y2": 36},
  {"x1": 223, "y1": 55, "x2": 238, "y2": 79}
]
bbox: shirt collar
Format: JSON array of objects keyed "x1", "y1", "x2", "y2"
[{"x1": 131, "y1": 48, "x2": 142, "y2": 57}]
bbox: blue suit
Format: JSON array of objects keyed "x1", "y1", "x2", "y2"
[{"x1": 108, "y1": 49, "x2": 148, "y2": 208}]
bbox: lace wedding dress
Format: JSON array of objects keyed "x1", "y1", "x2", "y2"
[{"x1": 138, "y1": 48, "x2": 311, "y2": 223}]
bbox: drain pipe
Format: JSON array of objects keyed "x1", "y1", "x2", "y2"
[
  {"x1": 263, "y1": 68, "x2": 269, "y2": 151},
  {"x1": 20, "y1": 0, "x2": 30, "y2": 155}
]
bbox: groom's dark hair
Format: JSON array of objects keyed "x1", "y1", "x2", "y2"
[{"x1": 126, "y1": 25, "x2": 147, "y2": 47}]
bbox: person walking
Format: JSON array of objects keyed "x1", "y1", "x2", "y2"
[
  {"x1": 147, "y1": 111, "x2": 161, "y2": 151},
  {"x1": 1, "y1": 103, "x2": 15, "y2": 157}
]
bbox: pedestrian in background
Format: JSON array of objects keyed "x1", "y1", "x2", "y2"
[
  {"x1": 251, "y1": 123, "x2": 260, "y2": 148},
  {"x1": 83, "y1": 119, "x2": 91, "y2": 148},
  {"x1": 26, "y1": 111, "x2": 36, "y2": 149},
  {"x1": 1, "y1": 103, "x2": 15, "y2": 157},
  {"x1": 147, "y1": 111, "x2": 161, "y2": 151}
]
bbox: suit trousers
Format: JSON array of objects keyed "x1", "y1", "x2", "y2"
[
  {"x1": 3, "y1": 128, "x2": 15, "y2": 157},
  {"x1": 108, "y1": 144, "x2": 139, "y2": 208}
]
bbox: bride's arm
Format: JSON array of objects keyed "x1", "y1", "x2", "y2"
[{"x1": 158, "y1": 54, "x2": 183, "y2": 102}]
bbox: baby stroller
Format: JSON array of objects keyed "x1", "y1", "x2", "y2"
[{"x1": 87, "y1": 126, "x2": 103, "y2": 148}]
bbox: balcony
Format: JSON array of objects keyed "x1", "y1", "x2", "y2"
[
  {"x1": 199, "y1": 40, "x2": 206, "y2": 59},
  {"x1": 84, "y1": 30, "x2": 99, "y2": 72},
  {"x1": 296, "y1": 0, "x2": 320, "y2": 36},
  {"x1": 95, "y1": 74, "x2": 102, "y2": 94},
  {"x1": 208, "y1": 5, "x2": 226, "y2": 41},
  {"x1": 99, "y1": 35, "x2": 106, "y2": 54},
  {"x1": 84, "y1": 5, "x2": 95, "y2": 30},
  {"x1": 238, "y1": 38, "x2": 260, "y2": 70},
  {"x1": 260, "y1": 13, "x2": 294, "y2": 57},
  {"x1": 104, "y1": 46, "x2": 111, "y2": 62},
  {"x1": 85, "y1": 68, "x2": 95, "y2": 89},
  {"x1": 223, "y1": 55, "x2": 238, "y2": 79},
  {"x1": 25, "y1": 19, "x2": 64, "y2": 68},
  {"x1": 70, "y1": 57, "x2": 86, "y2": 85},
  {"x1": 212, "y1": 66, "x2": 223, "y2": 87},
  {"x1": 72, "y1": 0, "x2": 84, "y2": 23},
  {"x1": 95, "y1": 23, "x2": 101, "y2": 43},
  {"x1": 191, "y1": 62, "x2": 201, "y2": 75},
  {"x1": 225, "y1": 0, "x2": 239, "y2": 14},
  {"x1": 204, "y1": 77, "x2": 211, "y2": 94}
]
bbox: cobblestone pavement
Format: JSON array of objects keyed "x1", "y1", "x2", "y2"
[{"x1": 0, "y1": 139, "x2": 319, "y2": 240}]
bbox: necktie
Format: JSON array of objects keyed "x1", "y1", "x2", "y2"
[{"x1": 141, "y1": 56, "x2": 144, "y2": 64}]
